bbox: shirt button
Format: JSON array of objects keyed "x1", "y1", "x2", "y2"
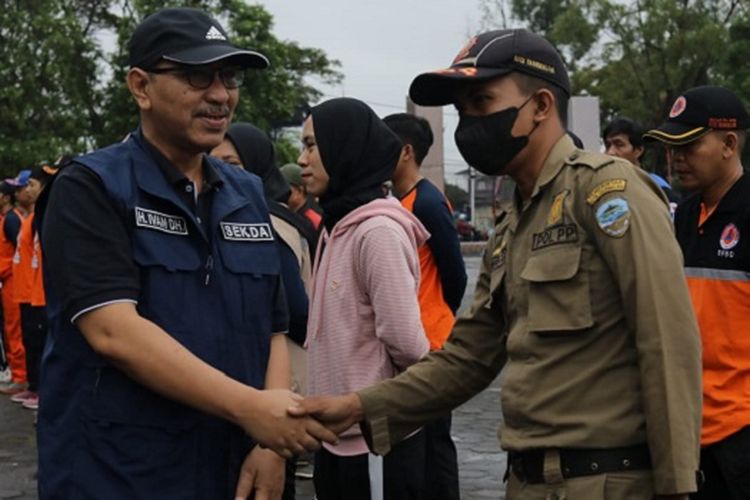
[{"x1": 185, "y1": 184, "x2": 194, "y2": 193}]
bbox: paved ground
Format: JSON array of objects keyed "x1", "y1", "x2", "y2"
[{"x1": 0, "y1": 254, "x2": 509, "y2": 499}]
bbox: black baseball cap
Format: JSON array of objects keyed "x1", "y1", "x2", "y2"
[
  {"x1": 127, "y1": 7, "x2": 269, "y2": 70},
  {"x1": 409, "y1": 29, "x2": 570, "y2": 106},
  {"x1": 0, "y1": 182, "x2": 14, "y2": 197},
  {"x1": 30, "y1": 163, "x2": 58, "y2": 184},
  {"x1": 644, "y1": 86, "x2": 750, "y2": 146}
]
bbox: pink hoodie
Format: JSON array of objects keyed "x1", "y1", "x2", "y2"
[{"x1": 306, "y1": 197, "x2": 430, "y2": 456}]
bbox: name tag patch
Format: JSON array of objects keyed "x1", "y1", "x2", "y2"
[
  {"x1": 135, "y1": 207, "x2": 188, "y2": 235},
  {"x1": 532, "y1": 224, "x2": 579, "y2": 250},
  {"x1": 220, "y1": 222, "x2": 274, "y2": 242}
]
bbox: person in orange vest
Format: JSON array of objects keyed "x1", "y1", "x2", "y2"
[
  {"x1": 8, "y1": 166, "x2": 48, "y2": 409},
  {"x1": 645, "y1": 86, "x2": 750, "y2": 500},
  {"x1": 0, "y1": 181, "x2": 15, "y2": 383},
  {"x1": 0, "y1": 174, "x2": 28, "y2": 395},
  {"x1": 384, "y1": 113, "x2": 467, "y2": 500}
]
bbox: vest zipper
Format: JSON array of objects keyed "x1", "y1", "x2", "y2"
[{"x1": 204, "y1": 254, "x2": 214, "y2": 286}]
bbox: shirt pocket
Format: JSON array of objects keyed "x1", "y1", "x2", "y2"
[
  {"x1": 132, "y1": 229, "x2": 202, "y2": 332},
  {"x1": 218, "y1": 241, "x2": 279, "y2": 334},
  {"x1": 520, "y1": 245, "x2": 593, "y2": 334}
]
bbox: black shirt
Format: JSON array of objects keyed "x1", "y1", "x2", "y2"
[
  {"x1": 42, "y1": 134, "x2": 288, "y2": 332},
  {"x1": 674, "y1": 173, "x2": 750, "y2": 272}
]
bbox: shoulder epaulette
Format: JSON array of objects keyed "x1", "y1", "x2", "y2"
[{"x1": 564, "y1": 150, "x2": 616, "y2": 170}]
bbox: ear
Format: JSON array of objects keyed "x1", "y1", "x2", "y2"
[
  {"x1": 722, "y1": 132, "x2": 739, "y2": 159},
  {"x1": 633, "y1": 145, "x2": 645, "y2": 160},
  {"x1": 531, "y1": 88, "x2": 555, "y2": 123},
  {"x1": 127, "y1": 68, "x2": 153, "y2": 111},
  {"x1": 400, "y1": 143, "x2": 414, "y2": 163}
]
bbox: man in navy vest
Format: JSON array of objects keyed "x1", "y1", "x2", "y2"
[{"x1": 37, "y1": 8, "x2": 335, "y2": 499}]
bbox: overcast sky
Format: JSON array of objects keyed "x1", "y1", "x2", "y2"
[{"x1": 257, "y1": 0, "x2": 485, "y2": 185}]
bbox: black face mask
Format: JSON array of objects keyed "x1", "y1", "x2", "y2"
[{"x1": 454, "y1": 96, "x2": 536, "y2": 176}]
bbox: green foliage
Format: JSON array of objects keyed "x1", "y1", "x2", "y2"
[
  {"x1": 445, "y1": 183, "x2": 469, "y2": 210},
  {"x1": 0, "y1": 0, "x2": 341, "y2": 176},
  {"x1": 0, "y1": 1, "x2": 103, "y2": 174},
  {"x1": 480, "y1": 0, "x2": 749, "y2": 129},
  {"x1": 226, "y1": 1, "x2": 341, "y2": 132}
]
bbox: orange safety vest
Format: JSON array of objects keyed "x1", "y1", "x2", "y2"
[
  {"x1": 31, "y1": 230, "x2": 45, "y2": 307},
  {"x1": 12, "y1": 211, "x2": 34, "y2": 304},
  {"x1": 400, "y1": 189, "x2": 455, "y2": 350},
  {"x1": 0, "y1": 208, "x2": 26, "y2": 383}
]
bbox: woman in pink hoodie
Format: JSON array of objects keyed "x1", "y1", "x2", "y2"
[{"x1": 298, "y1": 98, "x2": 430, "y2": 500}]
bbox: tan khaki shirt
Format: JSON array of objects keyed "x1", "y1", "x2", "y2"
[{"x1": 359, "y1": 135, "x2": 702, "y2": 494}]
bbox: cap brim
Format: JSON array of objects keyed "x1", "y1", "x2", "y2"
[
  {"x1": 409, "y1": 67, "x2": 512, "y2": 106},
  {"x1": 643, "y1": 122, "x2": 709, "y2": 146},
  {"x1": 164, "y1": 45, "x2": 269, "y2": 69}
]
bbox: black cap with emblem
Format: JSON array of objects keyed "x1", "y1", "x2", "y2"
[
  {"x1": 409, "y1": 29, "x2": 570, "y2": 106},
  {"x1": 127, "y1": 7, "x2": 269, "y2": 70},
  {"x1": 644, "y1": 86, "x2": 750, "y2": 146}
]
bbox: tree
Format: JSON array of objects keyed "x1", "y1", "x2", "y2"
[
  {"x1": 0, "y1": 1, "x2": 104, "y2": 174},
  {"x1": 0, "y1": 0, "x2": 341, "y2": 175},
  {"x1": 478, "y1": 0, "x2": 749, "y2": 130},
  {"x1": 444, "y1": 183, "x2": 468, "y2": 212}
]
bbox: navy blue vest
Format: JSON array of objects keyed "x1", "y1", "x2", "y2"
[{"x1": 38, "y1": 133, "x2": 281, "y2": 498}]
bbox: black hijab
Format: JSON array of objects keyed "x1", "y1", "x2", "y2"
[
  {"x1": 224, "y1": 122, "x2": 319, "y2": 252},
  {"x1": 225, "y1": 123, "x2": 291, "y2": 204},
  {"x1": 310, "y1": 98, "x2": 402, "y2": 231}
]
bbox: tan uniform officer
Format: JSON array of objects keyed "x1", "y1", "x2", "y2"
[{"x1": 294, "y1": 29, "x2": 702, "y2": 500}]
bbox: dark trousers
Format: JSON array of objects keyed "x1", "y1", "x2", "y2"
[
  {"x1": 20, "y1": 303, "x2": 47, "y2": 392},
  {"x1": 283, "y1": 456, "x2": 296, "y2": 500},
  {"x1": 692, "y1": 425, "x2": 750, "y2": 500},
  {"x1": 424, "y1": 414, "x2": 460, "y2": 500},
  {"x1": 314, "y1": 430, "x2": 426, "y2": 500}
]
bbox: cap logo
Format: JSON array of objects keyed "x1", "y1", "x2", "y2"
[
  {"x1": 708, "y1": 117, "x2": 737, "y2": 129},
  {"x1": 205, "y1": 25, "x2": 226, "y2": 41},
  {"x1": 669, "y1": 96, "x2": 686, "y2": 118},
  {"x1": 513, "y1": 55, "x2": 555, "y2": 74},
  {"x1": 453, "y1": 36, "x2": 478, "y2": 64},
  {"x1": 433, "y1": 67, "x2": 478, "y2": 77}
]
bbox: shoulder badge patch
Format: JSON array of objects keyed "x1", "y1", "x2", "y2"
[
  {"x1": 595, "y1": 197, "x2": 630, "y2": 237},
  {"x1": 135, "y1": 207, "x2": 188, "y2": 235},
  {"x1": 547, "y1": 190, "x2": 569, "y2": 226},
  {"x1": 586, "y1": 179, "x2": 627, "y2": 205}
]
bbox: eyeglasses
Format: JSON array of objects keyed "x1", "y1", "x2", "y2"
[{"x1": 147, "y1": 65, "x2": 245, "y2": 89}]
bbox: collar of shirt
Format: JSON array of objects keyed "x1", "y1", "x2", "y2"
[
  {"x1": 696, "y1": 172, "x2": 750, "y2": 226},
  {"x1": 134, "y1": 128, "x2": 223, "y2": 194},
  {"x1": 529, "y1": 134, "x2": 576, "y2": 199}
]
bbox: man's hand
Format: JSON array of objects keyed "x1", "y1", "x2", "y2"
[
  {"x1": 233, "y1": 389, "x2": 338, "y2": 458},
  {"x1": 288, "y1": 393, "x2": 365, "y2": 435},
  {"x1": 234, "y1": 446, "x2": 286, "y2": 500}
]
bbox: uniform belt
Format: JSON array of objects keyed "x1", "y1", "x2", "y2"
[{"x1": 509, "y1": 445, "x2": 651, "y2": 484}]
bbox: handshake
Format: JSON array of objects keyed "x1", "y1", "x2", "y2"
[{"x1": 236, "y1": 389, "x2": 366, "y2": 459}]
